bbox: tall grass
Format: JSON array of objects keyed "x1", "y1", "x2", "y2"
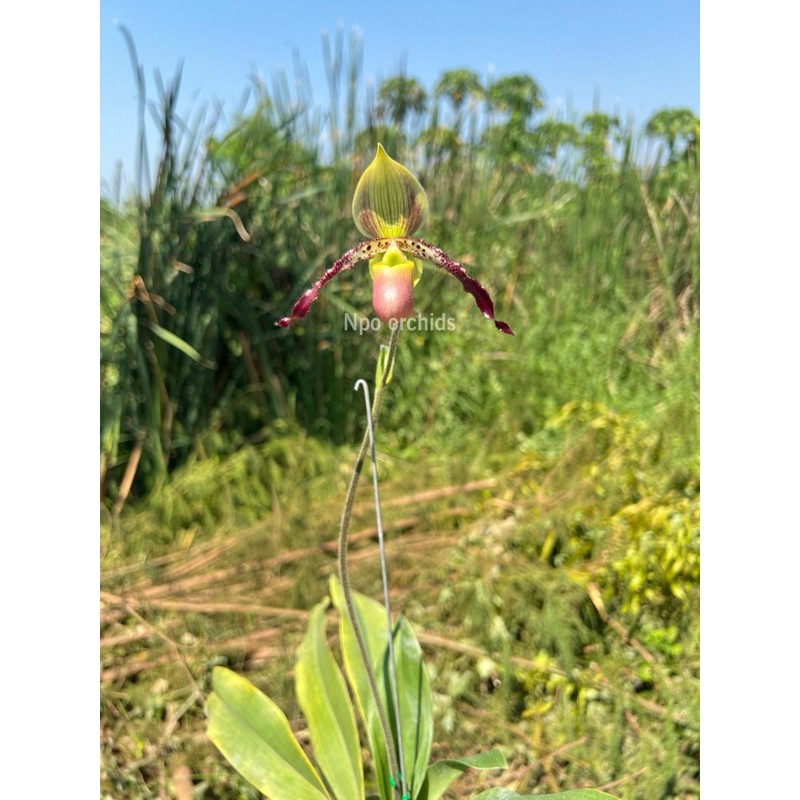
[{"x1": 100, "y1": 30, "x2": 698, "y2": 511}]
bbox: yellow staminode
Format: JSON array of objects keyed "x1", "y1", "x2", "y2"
[
  {"x1": 369, "y1": 243, "x2": 423, "y2": 285},
  {"x1": 352, "y1": 144, "x2": 429, "y2": 239}
]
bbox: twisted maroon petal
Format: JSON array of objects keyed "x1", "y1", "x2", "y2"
[
  {"x1": 396, "y1": 237, "x2": 514, "y2": 335},
  {"x1": 275, "y1": 240, "x2": 389, "y2": 327}
]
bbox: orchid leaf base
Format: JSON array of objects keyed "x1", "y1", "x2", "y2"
[{"x1": 206, "y1": 583, "x2": 617, "y2": 799}]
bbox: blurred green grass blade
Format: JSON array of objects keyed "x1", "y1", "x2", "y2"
[
  {"x1": 189, "y1": 207, "x2": 251, "y2": 241},
  {"x1": 295, "y1": 601, "x2": 364, "y2": 800},
  {"x1": 206, "y1": 666, "x2": 331, "y2": 800},
  {"x1": 419, "y1": 750, "x2": 507, "y2": 800},
  {"x1": 376, "y1": 344, "x2": 394, "y2": 387},
  {"x1": 147, "y1": 322, "x2": 213, "y2": 368}
]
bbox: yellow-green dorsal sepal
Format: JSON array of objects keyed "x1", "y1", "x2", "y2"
[{"x1": 352, "y1": 144, "x2": 429, "y2": 239}]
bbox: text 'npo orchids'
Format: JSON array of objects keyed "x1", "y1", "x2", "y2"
[{"x1": 276, "y1": 144, "x2": 514, "y2": 335}]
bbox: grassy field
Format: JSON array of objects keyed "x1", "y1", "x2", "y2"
[{"x1": 101, "y1": 37, "x2": 699, "y2": 799}]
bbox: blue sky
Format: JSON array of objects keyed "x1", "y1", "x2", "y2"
[{"x1": 100, "y1": 0, "x2": 699, "y2": 188}]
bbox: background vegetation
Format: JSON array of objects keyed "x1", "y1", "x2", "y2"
[{"x1": 101, "y1": 31, "x2": 699, "y2": 799}]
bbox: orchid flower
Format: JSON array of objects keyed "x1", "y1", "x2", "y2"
[{"x1": 276, "y1": 144, "x2": 514, "y2": 335}]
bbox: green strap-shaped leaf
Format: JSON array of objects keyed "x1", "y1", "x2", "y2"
[
  {"x1": 330, "y1": 575, "x2": 434, "y2": 800},
  {"x1": 418, "y1": 749, "x2": 507, "y2": 800},
  {"x1": 295, "y1": 601, "x2": 364, "y2": 800},
  {"x1": 206, "y1": 666, "x2": 330, "y2": 800},
  {"x1": 470, "y1": 789, "x2": 618, "y2": 799},
  {"x1": 390, "y1": 615, "x2": 433, "y2": 799},
  {"x1": 330, "y1": 575, "x2": 393, "y2": 799}
]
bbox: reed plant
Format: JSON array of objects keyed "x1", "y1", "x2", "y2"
[{"x1": 101, "y1": 30, "x2": 697, "y2": 507}]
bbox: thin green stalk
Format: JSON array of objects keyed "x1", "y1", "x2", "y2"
[
  {"x1": 337, "y1": 325, "x2": 402, "y2": 796},
  {"x1": 354, "y1": 376, "x2": 407, "y2": 800}
]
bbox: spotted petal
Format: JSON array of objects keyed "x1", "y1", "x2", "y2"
[
  {"x1": 395, "y1": 238, "x2": 514, "y2": 335},
  {"x1": 275, "y1": 240, "x2": 393, "y2": 327}
]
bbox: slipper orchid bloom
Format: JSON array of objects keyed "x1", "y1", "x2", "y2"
[{"x1": 276, "y1": 144, "x2": 513, "y2": 335}]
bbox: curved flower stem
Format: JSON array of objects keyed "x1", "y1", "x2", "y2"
[{"x1": 338, "y1": 325, "x2": 402, "y2": 796}]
